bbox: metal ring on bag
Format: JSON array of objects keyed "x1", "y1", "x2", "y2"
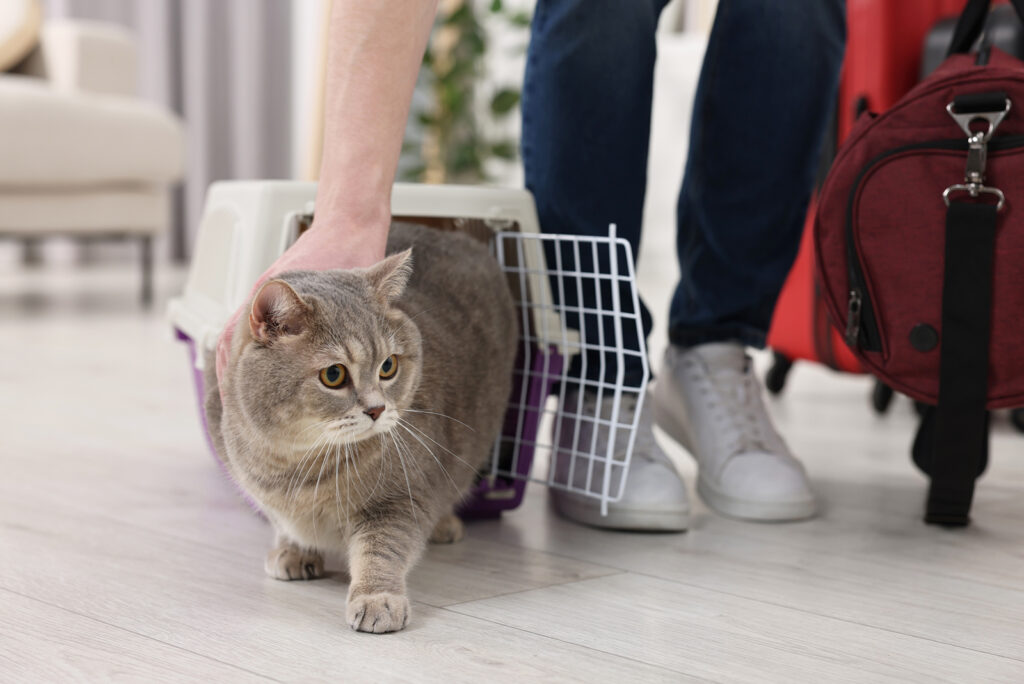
[{"x1": 945, "y1": 99, "x2": 1012, "y2": 143}]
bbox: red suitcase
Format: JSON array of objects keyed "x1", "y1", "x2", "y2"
[
  {"x1": 765, "y1": 0, "x2": 979, "y2": 405},
  {"x1": 837, "y1": 0, "x2": 974, "y2": 140}
]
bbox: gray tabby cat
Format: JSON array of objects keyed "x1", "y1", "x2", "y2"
[{"x1": 204, "y1": 222, "x2": 517, "y2": 633}]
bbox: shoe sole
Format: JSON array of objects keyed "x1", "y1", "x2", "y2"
[
  {"x1": 551, "y1": 491, "x2": 690, "y2": 532},
  {"x1": 653, "y1": 380, "x2": 817, "y2": 523},
  {"x1": 696, "y1": 475, "x2": 817, "y2": 522}
]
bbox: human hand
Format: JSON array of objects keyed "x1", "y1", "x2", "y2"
[{"x1": 214, "y1": 216, "x2": 389, "y2": 392}]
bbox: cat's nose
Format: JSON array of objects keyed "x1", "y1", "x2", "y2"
[{"x1": 364, "y1": 405, "x2": 385, "y2": 421}]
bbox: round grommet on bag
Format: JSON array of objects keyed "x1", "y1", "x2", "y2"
[{"x1": 910, "y1": 324, "x2": 939, "y2": 352}]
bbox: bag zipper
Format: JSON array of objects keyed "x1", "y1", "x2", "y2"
[{"x1": 843, "y1": 134, "x2": 1024, "y2": 351}]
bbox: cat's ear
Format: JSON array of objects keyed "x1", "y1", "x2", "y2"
[
  {"x1": 366, "y1": 249, "x2": 413, "y2": 305},
  {"x1": 249, "y1": 279, "x2": 310, "y2": 344}
]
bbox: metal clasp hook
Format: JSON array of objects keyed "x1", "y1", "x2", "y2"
[
  {"x1": 942, "y1": 184, "x2": 1005, "y2": 210},
  {"x1": 943, "y1": 97, "x2": 1011, "y2": 211}
]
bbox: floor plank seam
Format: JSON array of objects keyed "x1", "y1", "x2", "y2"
[
  {"x1": 4, "y1": 488, "x2": 635, "y2": 605},
  {"x1": 2, "y1": 492, "x2": 270, "y2": 564},
  {"x1": 475, "y1": 503, "x2": 1024, "y2": 597},
  {"x1": 463, "y1": 528, "x2": 632, "y2": 574},
  {"x1": 0, "y1": 585, "x2": 282, "y2": 681},
  {"x1": 697, "y1": 523, "x2": 1024, "y2": 593},
  {"x1": 428, "y1": 569, "x2": 627, "y2": 610},
  {"x1": 437, "y1": 601, "x2": 702, "y2": 681},
  {"x1": 622, "y1": 569, "x2": 1024, "y2": 664}
]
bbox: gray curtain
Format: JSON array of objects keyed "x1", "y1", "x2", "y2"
[{"x1": 43, "y1": 0, "x2": 296, "y2": 262}]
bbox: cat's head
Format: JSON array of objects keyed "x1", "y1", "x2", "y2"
[{"x1": 228, "y1": 250, "x2": 421, "y2": 453}]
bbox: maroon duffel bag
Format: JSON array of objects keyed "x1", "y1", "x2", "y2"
[{"x1": 815, "y1": 0, "x2": 1024, "y2": 526}]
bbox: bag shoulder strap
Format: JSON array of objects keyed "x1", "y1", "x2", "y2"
[
  {"x1": 948, "y1": 0, "x2": 1024, "y2": 56},
  {"x1": 924, "y1": 201, "x2": 996, "y2": 525}
]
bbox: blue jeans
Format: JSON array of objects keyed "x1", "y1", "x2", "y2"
[{"x1": 522, "y1": 0, "x2": 846, "y2": 387}]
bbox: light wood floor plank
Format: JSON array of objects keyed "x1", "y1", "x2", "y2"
[
  {"x1": 448, "y1": 573, "x2": 1024, "y2": 683},
  {"x1": 5, "y1": 259, "x2": 1024, "y2": 682},
  {"x1": 0, "y1": 589, "x2": 274, "y2": 682},
  {"x1": 0, "y1": 494, "x2": 682, "y2": 683},
  {"x1": 467, "y1": 482, "x2": 1024, "y2": 660}
]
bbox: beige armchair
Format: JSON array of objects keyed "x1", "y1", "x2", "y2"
[{"x1": 0, "y1": 20, "x2": 185, "y2": 305}]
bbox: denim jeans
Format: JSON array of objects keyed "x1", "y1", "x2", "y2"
[{"x1": 522, "y1": 0, "x2": 846, "y2": 387}]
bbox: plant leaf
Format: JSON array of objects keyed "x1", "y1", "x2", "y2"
[
  {"x1": 490, "y1": 88, "x2": 521, "y2": 115},
  {"x1": 444, "y1": 3, "x2": 470, "y2": 25},
  {"x1": 490, "y1": 141, "x2": 517, "y2": 160},
  {"x1": 508, "y1": 11, "x2": 531, "y2": 27}
]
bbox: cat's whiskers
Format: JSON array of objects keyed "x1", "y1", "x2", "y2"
[
  {"x1": 310, "y1": 436, "x2": 336, "y2": 547},
  {"x1": 289, "y1": 426, "x2": 338, "y2": 504},
  {"x1": 290, "y1": 419, "x2": 339, "y2": 451},
  {"x1": 283, "y1": 420, "x2": 335, "y2": 481},
  {"x1": 394, "y1": 423, "x2": 461, "y2": 496},
  {"x1": 390, "y1": 427, "x2": 428, "y2": 482},
  {"x1": 285, "y1": 431, "x2": 330, "y2": 500},
  {"x1": 365, "y1": 435, "x2": 387, "y2": 501},
  {"x1": 397, "y1": 418, "x2": 480, "y2": 475},
  {"x1": 387, "y1": 431, "x2": 420, "y2": 528},
  {"x1": 334, "y1": 441, "x2": 344, "y2": 530},
  {"x1": 343, "y1": 442, "x2": 353, "y2": 529},
  {"x1": 401, "y1": 409, "x2": 476, "y2": 432},
  {"x1": 345, "y1": 440, "x2": 370, "y2": 496}
]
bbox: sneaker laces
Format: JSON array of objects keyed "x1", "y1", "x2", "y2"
[
  {"x1": 689, "y1": 356, "x2": 774, "y2": 459},
  {"x1": 571, "y1": 391, "x2": 659, "y2": 464},
  {"x1": 621, "y1": 394, "x2": 660, "y2": 464}
]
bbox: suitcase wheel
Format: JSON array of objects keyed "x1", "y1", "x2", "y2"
[
  {"x1": 871, "y1": 381, "x2": 895, "y2": 414},
  {"x1": 1011, "y1": 408, "x2": 1024, "y2": 433},
  {"x1": 765, "y1": 352, "x2": 793, "y2": 395}
]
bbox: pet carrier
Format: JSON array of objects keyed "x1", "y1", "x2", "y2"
[{"x1": 168, "y1": 181, "x2": 649, "y2": 517}]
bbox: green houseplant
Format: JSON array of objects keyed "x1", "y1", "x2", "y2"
[{"x1": 405, "y1": 0, "x2": 530, "y2": 183}]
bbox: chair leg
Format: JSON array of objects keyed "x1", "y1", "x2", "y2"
[
  {"x1": 22, "y1": 238, "x2": 43, "y2": 266},
  {"x1": 140, "y1": 235, "x2": 153, "y2": 307}
]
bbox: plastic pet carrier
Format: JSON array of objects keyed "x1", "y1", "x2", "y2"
[{"x1": 168, "y1": 181, "x2": 649, "y2": 517}]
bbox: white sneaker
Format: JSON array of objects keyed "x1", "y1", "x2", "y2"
[
  {"x1": 653, "y1": 343, "x2": 817, "y2": 522},
  {"x1": 549, "y1": 389, "x2": 690, "y2": 531}
]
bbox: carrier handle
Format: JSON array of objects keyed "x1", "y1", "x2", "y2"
[{"x1": 947, "y1": 0, "x2": 1024, "y2": 56}]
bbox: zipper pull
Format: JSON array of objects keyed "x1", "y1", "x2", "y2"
[{"x1": 845, "y1": 289, "x2": 863, "y2": 347}]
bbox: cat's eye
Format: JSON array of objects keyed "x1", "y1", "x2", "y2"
[
  {"x1": 319, "y1": 364, "x2": 347, "y2": 388},
  {"x1": 379, "y1": 355, "x2": 398, "y2": 379}
]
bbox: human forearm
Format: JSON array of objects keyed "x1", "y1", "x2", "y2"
[
  {"x1": 216, "y1": 1, "x2": 437, "y2": 387},
  {"x1": 312, "y1": 0, "x2": 439, "y2": 261}
]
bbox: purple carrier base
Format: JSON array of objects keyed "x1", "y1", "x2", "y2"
[
  {"x1": 458, "y1": 346, "x2": 563, "y2": 519},
  {"x1": 175, "y1": 329, "x2": 266, "y2": 516},
  {"x1": 175, "y1": 329, "x2": 563, "y2": 518}
]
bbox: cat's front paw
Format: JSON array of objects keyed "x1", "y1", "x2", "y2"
[
  {"x1": 346, "y1": 592, "x2": 410, "y2": 633},
  {"x1": 265, "y1": 545, "x2": 325, "y2": 581},
  {"x1": 429, "y1": 513, "x2": 464, "y2": 544}
]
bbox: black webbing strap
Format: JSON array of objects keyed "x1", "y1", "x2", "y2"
[
  {"x1": 948, "y1": 0, "x2": 1024, "y2": 56},
  {"x1": 925, "y1": 201, "x2": 997, "y2": 526},
  {"x1": 952, "y1": 91, "x2": 1009, "y2": 114}
]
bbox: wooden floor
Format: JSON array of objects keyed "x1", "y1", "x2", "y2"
[{"x1": 2, "y1": 255, "x2": 1024, "y2": 683}]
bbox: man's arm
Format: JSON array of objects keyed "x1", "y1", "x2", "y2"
[{"x1": 215, "y1": 0, "x2": 438, "y2": 386}]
